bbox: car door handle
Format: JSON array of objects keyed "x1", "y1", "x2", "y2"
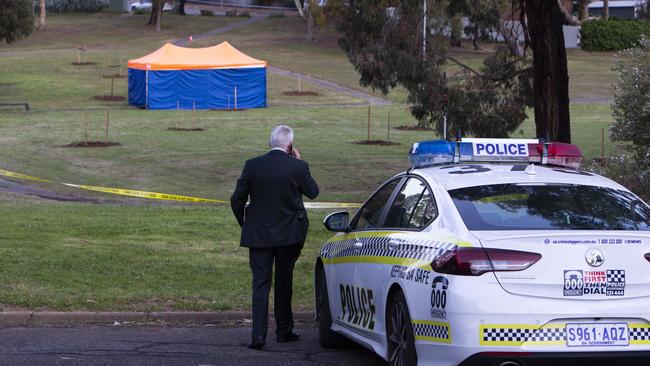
[
  {"x1": 388, "y1": 239, "x2": 402, "y2": 250},
  {"x1": 353, "y1": 242, "x2": 364, "y2": 250}
]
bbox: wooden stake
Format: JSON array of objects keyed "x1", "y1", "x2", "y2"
[
  {"x1": 193, "y1": 101, "x2": 197, "y2": 129},
  {"x1": 110, "y1": 77, "x2": 114, "y2": 97},
  {"x1": 387, "y1": 111, "x2": 391, "y2": 141},
  {"x1": 298, "y1": 74, "x2": 302, "y2": 93},
  {"x1": 84, "y1": 112, "x2": 88, "y2": 146},
  {"x1": 601, "y1": 127, "x2": 605, "y2": 161},
  {"x1": 234, "y1": 86, "x2": 238, "y2": 111},
  {"x1": 367, "y1": 105, "x2": 371, "y2": 141},
  {"x1": 76, "y1": 44, "x2": 80, "y2": 64},
  {"x1": 105, "y1": 110, "x2": 110, "y2": 145},
  {"x1": 119, "y1": 57, "x2": 123, "y2": 76}
]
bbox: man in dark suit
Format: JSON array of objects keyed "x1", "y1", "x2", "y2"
[{"x1": 231, "y1": 125, "x2": 319, "y2": 350}]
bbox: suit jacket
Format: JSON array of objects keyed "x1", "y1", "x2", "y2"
[{"x1": 230, "y1": 150, "x2": 320, "y2": 248}]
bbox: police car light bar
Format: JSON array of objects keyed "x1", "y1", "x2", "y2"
[{"x1": 409, "y1": 138, "x2": 583, "y2": 169}]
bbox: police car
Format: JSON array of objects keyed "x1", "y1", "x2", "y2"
[{"x1": 314, "y1": 138, "x2": 650, "y2": 366}]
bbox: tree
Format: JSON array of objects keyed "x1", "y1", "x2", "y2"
[
  {"x1": 148, "y1": 0, "x2": 163, "y2": 32},
  {"x1": 294, "y1": 0, "x2": 327, "y2": 41},
  {"x1": 178, "y1": 0, "x2": 186, "y2": 15},
  {"x1": 335, "y1": 0, "x2": 573, "y2": 142},
  {"x1": 336, "y1": 0, "x2": 532, "y2": 137},
  {"x1": 603, "y1": 0, "x2": 609, "y2": 20},
  {"x1": 611, "y1": 37, "x2": 650, "y2": 174},
  {"x1": 520, "y1": 0, "x2": 572, "y2": 142},
  {"x1": 448, "y1": 0, "x2": 503, "y2": 50},
  {"x1": 577, "y1": 0, "x2": 590, "y2": 21},
  {"x1": 38, "y1": 0, "x2": 46, "y2": 30},
  {"x1": 0, "y1": 0, "x2": 34, "y2": 43}
]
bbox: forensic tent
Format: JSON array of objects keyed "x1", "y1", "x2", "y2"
[{"x1": 128, "y1": 41, "x2": 267, "y2": 110}]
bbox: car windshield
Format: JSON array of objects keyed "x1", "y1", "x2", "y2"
[{"x1": 449, "y1": 183, "x2": 650, "y2": 231}]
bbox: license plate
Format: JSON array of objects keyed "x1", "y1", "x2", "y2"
[{"x1": 566, "y1": 323, "x2": 629, "y2": 347}]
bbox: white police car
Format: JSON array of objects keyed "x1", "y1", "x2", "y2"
[{"x1": 314, "y1": 138, "x2": 650, "y2": 366}]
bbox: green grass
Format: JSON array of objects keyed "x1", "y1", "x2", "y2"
[
  {"x1": 0, "y1": 202, "x2": 331, "y2": 311},
  {"x1": 0, "y1": 12, "x2": 625, "y2": 311}
]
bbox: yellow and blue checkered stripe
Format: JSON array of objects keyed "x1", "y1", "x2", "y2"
[
  {"x1": 413, "y1": 320, "x2": 452, "y2": 344},
  {"x1": 480, "y1": 323, "x2": 650, "y2": 346}
]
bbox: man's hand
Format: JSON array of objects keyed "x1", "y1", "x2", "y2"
[{"x1": 291, "y1": 146, "x2": 302, "y2": 160}]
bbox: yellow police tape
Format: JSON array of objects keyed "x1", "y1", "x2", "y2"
[
  {"x1": 0, "y1": 169, "x2": 50, "y2": 183},
  {"x1": 1, "y1": 168, "x2": 361, "y2": 209}
]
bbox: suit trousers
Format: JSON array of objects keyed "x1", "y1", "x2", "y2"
[{"x1": 248, "y1": 243, "x2": 302, "y2": 340}]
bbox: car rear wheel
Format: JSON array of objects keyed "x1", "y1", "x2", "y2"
[
  {"x1": 315, "y1": 262, "x2": 347, "y2": 348},
  {"x1": 387, "y1": 290, "x2": 417, "y2": 366}
]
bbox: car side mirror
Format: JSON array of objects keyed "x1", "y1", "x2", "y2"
[{"x1": 323, "y1": 211, "x2": 350, "y2": 232}]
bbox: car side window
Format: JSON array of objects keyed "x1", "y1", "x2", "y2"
[
  {"x1": 384, "y1": 177, "x2": 437, "y2": 230},
  {"x1": 352, "y1": 179, "x2": 401, "y2": 230}
]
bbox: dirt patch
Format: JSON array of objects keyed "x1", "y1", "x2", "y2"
[
  {"x1": 394, "y1": 125, "x2": 434, "y2": 131},
  {"x1": 352, "y1": 140, "x2": 401, "y2": 146},
  {"x1": 94, "y1": 95, "x2": 126, "y2": 102},
  {"x1": 65, "y1": 141, "x2": 121, "y2": 148},
  {"x1": 167, "y1": 127, "x2": 205, "y2": 132},
  {"x1": 282, "y1": 90, "x2": 321, "y2": 97},
  {"x1": 102, "y1": 74, "x2": 127, "y2": 79},
  {"x1": 71, "y1": 62, "x2": 97, "y2": 66}
]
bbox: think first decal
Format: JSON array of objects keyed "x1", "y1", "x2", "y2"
[{"x1": 563, "y1": 270, "x2": 626, "y2": 297}]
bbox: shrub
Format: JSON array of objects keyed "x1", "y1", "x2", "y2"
[
  {"x1": 45, "y1": 0, "x2": 107, "y2": 13},
  {"x1": 581, "y1": 19, "x2": 650, "y2": 51},
  {"x1": 589, "y1": 154, "x2": 650, "y2": 201},
  {"x1": 238, "y1": 11, "x2": 250, "y2": 17},
  {"x1": 607, "y1": 37, "x2": 650, "y2": 197},
  {"x1": 225, "y1": 9, "x2": 237, "y2": 16},
  {"x1": 269, "y1": 11, "x2": 285, "y2": 18},
  {"x1": 200, "y1": 9, "x2": 214, "y2": 16}
]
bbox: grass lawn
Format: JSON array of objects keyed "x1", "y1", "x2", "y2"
[
  {"x1": 0, "y1": 201, "x2": 331, "y2": 311},
  {"x1": 0, "y1": 12, "x2": 623, "y2": 311}
]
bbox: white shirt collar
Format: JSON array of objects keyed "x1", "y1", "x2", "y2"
[{"x1": 271, "y1": 147, "x2": 287, "y2": 153}]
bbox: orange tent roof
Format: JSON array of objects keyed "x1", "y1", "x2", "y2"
[{"x1": 127, "y1": 41, "x2": 267, "y2": 70}]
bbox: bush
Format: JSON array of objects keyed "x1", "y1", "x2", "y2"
[
  {"x1": 607, "y1": 37, "x2": 650, "y2": 197},
  {"x1": 581, "y1": 19, "x2": 650, "y2": 51},
  {"x1": 238, "y1": 11, "x2": 250, "y2": 17},
  {"x1": 589, "y1": 155, "x2": 650, "y2": 201},
  {"x1": 225, "y1": 9, "x2": 237, "y2": 16},
  {"x1": 200, "y1": 9, "x2": 214, "y2": 16},
  {"x1": 45, "y1": 0, "x2": 107, "y2": 13},
  {"x1": 269, "y1": 11, "x2": 285, "y2": 18}
]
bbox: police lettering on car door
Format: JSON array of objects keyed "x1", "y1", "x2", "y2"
[{"x1": 339, "y1": 284, "x2": 376, "y2": 330}]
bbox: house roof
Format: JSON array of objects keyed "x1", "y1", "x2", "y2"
[{"x1": 588, "y1": 0, "x2": 645, "y2": 9}]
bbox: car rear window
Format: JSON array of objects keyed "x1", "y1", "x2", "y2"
[{"x1": 449, "y1": 184, "x2": 650, "y2": 231}]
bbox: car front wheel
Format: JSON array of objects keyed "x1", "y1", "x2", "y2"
[
  {"x1": 315, "y1": 262, "x2": 347, "y2": 348},
  {"x1": 387, "y1": 290, "x2": 417, "y2": 366}
]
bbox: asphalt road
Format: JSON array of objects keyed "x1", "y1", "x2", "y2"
[{"x1": 0, "y1": 325, "x2": 386, "y2": 366}]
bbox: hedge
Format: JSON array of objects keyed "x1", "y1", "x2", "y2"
[
  {"x1": 581, "y1": 19, "x2": 650, "y2": 51},
  {"x1": 44, "y1": 0, "x2": 107, "y2": 13}
]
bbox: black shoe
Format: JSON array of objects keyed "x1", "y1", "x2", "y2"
[
  {"x1": 248, "y1": 338, "x2": 265, "y2": 350},
  {"x1": 276, "y1": 331, "x2": 300, "y2": 343}
]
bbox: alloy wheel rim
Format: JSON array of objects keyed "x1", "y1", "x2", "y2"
[{"x1": 389, "y1": 301, "x2": 408, "y2": 366}]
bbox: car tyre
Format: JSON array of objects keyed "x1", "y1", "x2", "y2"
[
  {"x1": 387, "y1": 290, "x2": 417, "y2": 366},
  {"x1": 131, "y1": 5, "x2": 136, "y2": 11},
  {"x1": 315, "y1": 262, "x2": 347, "y2": 348}
]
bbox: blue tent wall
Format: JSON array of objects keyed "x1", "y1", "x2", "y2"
[
  {"x1": 128, "y1": 68, "x2": 147, "y2": 107},
  {"x1": 140, "y1": 67, "x2": 266, "y2": 110}
]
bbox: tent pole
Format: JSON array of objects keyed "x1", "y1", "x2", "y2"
[
  {"x1": 234, "y1": 86, "x2": 238, "y2": 111},
  {"x1": 145, "y1": 70, "x2": 149, "y2": 109}
]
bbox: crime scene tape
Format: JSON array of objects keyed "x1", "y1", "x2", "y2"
[
  {"x1": 0, "y1": 169, "x2": 50, "y2": 182},
  {"x1": 1, "y1": 168, "x2": 361, "y2": 209}
]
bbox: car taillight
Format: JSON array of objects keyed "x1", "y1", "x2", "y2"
[{"x1": 431, "y1": 247, "x2": 541, "y2": 276}]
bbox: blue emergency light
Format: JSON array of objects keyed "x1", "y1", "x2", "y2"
[{"x1": 409, "y1": 138, "x2": 583, "y2": 169}]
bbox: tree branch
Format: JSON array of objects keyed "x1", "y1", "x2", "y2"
[
  {"x1": 557, "y1": 0, "x2": 581, "y2": 25},
  {"x1": 293, "y1": 0, "x2": 305, "y2": 18}
]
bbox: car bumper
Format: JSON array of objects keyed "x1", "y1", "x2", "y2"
[{"x1": 458, "y1": 350, "x2": 650, "y2": 366}]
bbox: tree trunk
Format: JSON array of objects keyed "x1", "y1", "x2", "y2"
[
  {"x1": 523, "y1": 0, "x2": 571, "y2": 143},
  {"x1": 305, "y1": 5, "x2": 314, "y2": 41},
  {"x1": 156, "y1": 0, "x2": 162, "y2": 32},
  {"x1": 449, "y1": 15, "x2": 462, "y2": 47},
  {"x1": 578, "y1": 0, "x2": 589, "y2": 20},
  {"x1": 178, "y1": 0, "x2": 186, "y2": 15},
  {"x1": 603, "y1": 0, "x2": 609, "y2": 20},
  {"x1": 148, "y1": 1, "x2": 156, "y2": 25},
  {"x1": 38, "y1": 0, "x2": 46, "y2": 30}
]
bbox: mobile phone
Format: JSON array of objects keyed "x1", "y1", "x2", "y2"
[{"x1": 288, "y1": 144, "x2": 294, "y2": 157}]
